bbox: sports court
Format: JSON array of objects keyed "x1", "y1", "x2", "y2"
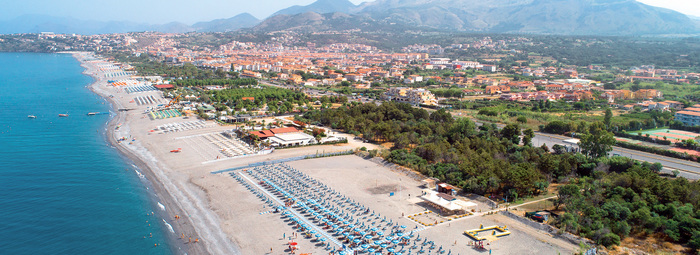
[{"x1": 628, "y1": 128, "x2": 700, "y2": 143}]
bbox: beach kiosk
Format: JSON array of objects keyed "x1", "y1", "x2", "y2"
[{"x1": 419, "y1": 189, "x2": 477, "y2": 215}]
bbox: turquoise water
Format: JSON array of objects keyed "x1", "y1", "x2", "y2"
[{"x1": 0, "y1": 53, "x2": 172, "y2": 254}]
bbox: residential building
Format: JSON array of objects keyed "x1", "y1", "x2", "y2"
[{"x1": 384, "y1": 87, "x2": 438, "y2": 106}]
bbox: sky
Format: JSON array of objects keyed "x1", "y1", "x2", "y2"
[{"x1": 0, "y1": 0, "x2": 697, "y2": 25}]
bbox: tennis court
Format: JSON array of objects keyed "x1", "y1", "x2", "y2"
[{"x1": 629, "y1": 128, "x2": 700, "y2": 143}]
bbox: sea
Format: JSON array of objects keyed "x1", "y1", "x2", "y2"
[{"x1": 0, "y1": 53, "x2": 172, "y2": 255}]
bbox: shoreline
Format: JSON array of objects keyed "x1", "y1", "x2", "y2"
[{"x1": 72, "y1": 52, "x2": 222, "y2": 255}]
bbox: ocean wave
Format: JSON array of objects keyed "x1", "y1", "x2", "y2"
[{"x1": 162, "y1": 219, "x2": 175, "y2": 234}]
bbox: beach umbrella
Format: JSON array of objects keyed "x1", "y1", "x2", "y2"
[
  {"x1": 361, "y1": 244, "x2": 370, "y2": 249},
  {"x1": 371, "y1": 227, "x2": 379, "y2": 232},
  {"x1": 397, "y1": 232, "x2": 404, "y2": 237},
  {"x1": 381, "y1": 243, "x2": 388, "y2": 248},
  {"x1": 400, "y1": 225, "x2": 407, "y2": 229},
  {"x1": 388, "y1": 247, "x2": 395, "y2": 252},
  {"x1": 289, "y1": 241, "x2": 298, "y2": 246},
  {"x1": 364, "y1": 235, "x2": 373, "y2": 240},
  {"x1": 353, "y1": 239, "x2": 362, "y2": 244},
  {"x1": 368, "y1": 248, "x2": 376, "y2": 253},
  {"x1": 392, "y1": 239, "x2": 400, "y2": 245},
  {"x1": 377, "y1": 231, "x2": 384, "y2": 236},
  {"x1": 320, "y1": 237, "x2": 327, "y2": 242},
  {"x1": 402, "y1": 236, "x2": 410, "y2": 240},
  {"x1": 343, "y1": 232, "x2": 350, "y2": 237}
]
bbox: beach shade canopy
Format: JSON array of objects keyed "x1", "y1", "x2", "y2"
[
  {"x1": 343, "y1": 232, "x2": 350, "y2": 236},
  {"x1": 376, "y1": 231, "x2": 384, "y2": 236},
  {"x1": 364, "y1": 235, "x2": 373, "y2": 239},
  {"x1": 401, "y1": 225, "x2": 407, "y2": 229},
  {"x1": 402, "y1": 236, "x2": 411, "y2": 240},
  {"x1": 353, "y1": 239, "x2": 362, "y2": 244},
  {"x1": 397, "y1": 232, "x2": 404, "y2": 237},
  {"x1": 315, "y1": 234, "x2": 321, "y2": 238},
  {"x1": 310, "y1": 230, "x2": 317, "y2": 234},
  {"x1": 392, "y1": 239, "x2": 400, "y2": 244},
  {"x1": 319, "y1": 237, "x2": 327, "y2": 242},
  {"x1": 395, "y1": 252, "x2": 402, "y2": 255},
  {"x1": 388, "y1": 247, "x2": 395, "y2": 252},
  {"x1": 373, "y1": 240, "x2": 382, "y2": 245},
  {"x1": 368, "y1": 248, "x2": 376, "y2": 252},
  {"x1": 361, "y1": 244, "x2": 370, "y2": 249},
  {"x1": 375, "y1": 253, "x2": 382, "y2": 255},
  {"x1": 381, "y1": 243, "x2": 388, "y2": 248},
  {"x1": 338, "y1": 251, "x2": 347, "y2": 255}
]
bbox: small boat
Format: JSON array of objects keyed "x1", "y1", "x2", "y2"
[
  {"x1": 58, "y1": 114, "x2": 69, "y2": 117},
  {"x1": 28, "y1": 115, "x2": 37, "y2": 119},
  {"x1": 87, "y1": 112, "x2": 99, "y2": 116}
]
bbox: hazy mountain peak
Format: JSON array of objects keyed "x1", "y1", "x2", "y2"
[
  {"x1": 272, "y1": 0, "x2": 356, "y2": 16},
  {"x1": 191, "y1": 13, "x2": 261, "y2": 32}
]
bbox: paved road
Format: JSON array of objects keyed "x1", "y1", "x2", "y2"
[
  {"x1": 257, "y1": 81, "x2": 700, "y2": 179},
  {"x1": 533, "y1": 132, "x2": 700, "y2": 180}
]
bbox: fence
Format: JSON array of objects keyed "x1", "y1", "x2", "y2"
[
  {"x1": 211, "y1": 150, "x2": 354, "y2": 174},
  {"x1": 500, "y1": 211, "x2": 595, "y2": 247}
]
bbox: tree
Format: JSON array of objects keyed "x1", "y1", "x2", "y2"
[
  {"x1": 556, "y1": 184, "x2": 580, "y2": 210},
  {"x1": 578, "y1": 122, "x2": 616, "y2": 159},
  {"x1": 604, "y1": 108, "x2": 613, "y2": 130},
  {"x1": 523, "y1": 128, "x2": 535, "y2": 147},
  {"x1": 517, "y1": 116, "x2": 527, "y2": 124},
  {"x1": 501, "y1": 123, "x2": 521, "y2": 144}
]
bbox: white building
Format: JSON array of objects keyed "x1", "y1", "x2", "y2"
[{"x1": 267, "y1": 132, "x2": 317, "y2": 147}]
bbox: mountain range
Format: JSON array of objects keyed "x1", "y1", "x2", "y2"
[
  {"x1": 0, "y1": 0, "x2": 698, "y2": 36},
  {"x1": 0, "y1": 13, "x2": 260, "y2": 35},
  {"x1": 265, "y1": 0, "x2": 699, "y2": 35}
]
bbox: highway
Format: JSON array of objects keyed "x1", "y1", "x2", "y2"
[
  {"x1": 257, "y1": 79, "x2": 700, "y2": 179},
  {"x1": 532, "y1": 132, "x2": 700, "y2": 180}
]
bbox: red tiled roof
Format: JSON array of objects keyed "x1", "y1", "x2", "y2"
[
  {"x1": 154, "y1": 84, "x2": 174, "y2": 89},
  {"x1": 677, "y1": 111, "x2": 700, "y2": 117},
  {"x1": 270, "y1": 127, "x2": 299, "y2": 134},
  {"x1": 249, "y1": 130, "x2": 275, "y2": 138}
]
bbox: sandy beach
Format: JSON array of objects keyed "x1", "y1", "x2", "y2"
[{"x1": 73, "y1": 51, "x2": 580, "y2": 255}]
